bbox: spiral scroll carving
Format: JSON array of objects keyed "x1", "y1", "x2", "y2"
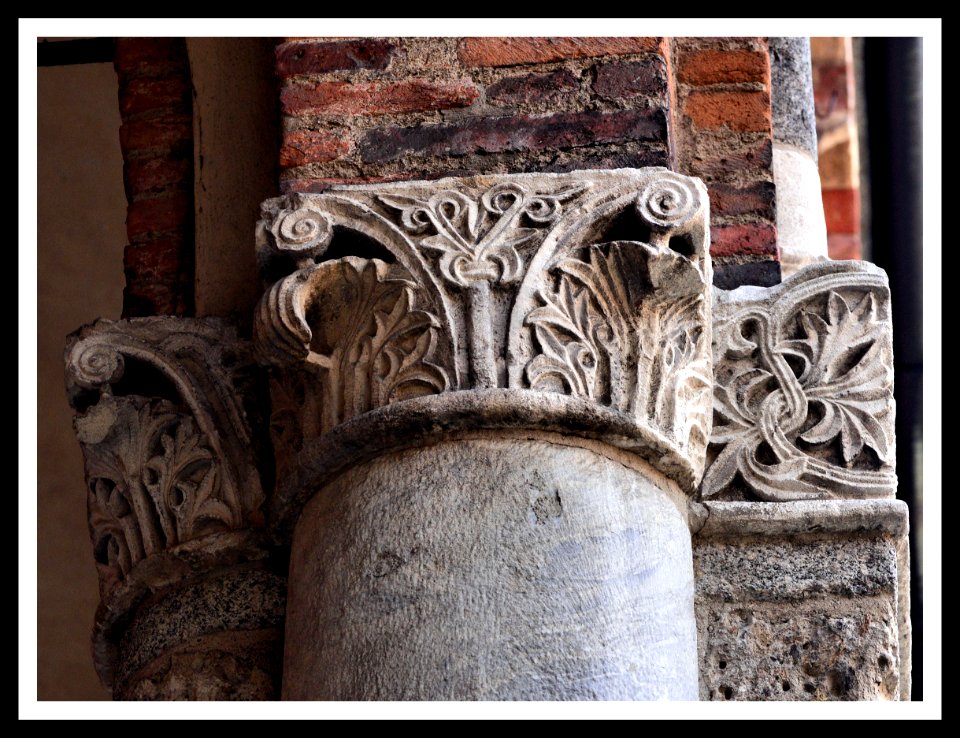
[
  {"x1": 270, "y1": 202, "x2": 334, "y2": 263},
  {"x1": 67, "y1": 341, "x2": 125, "y2": 389},
  {"x1": 636, "y1": 172, "x2": 702, "y2": 231}
]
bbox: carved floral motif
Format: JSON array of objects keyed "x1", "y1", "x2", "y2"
[
  {"x1": 81, "y1": 397, "x2": 235, "y2": 596},
  {"x1": 65, "y1": 319, "x2": 266, "y2": 595},
  {"x1": 524, "y1": 241, "x2": 712, "y2": 452},
  {"x1": 378, "y1": 182, "x2": 588, "y2": 287},
  {"x1": 255, "y1": 256, "x2": 450, "y2": 437},
  {"x1": 255, "y1": 169, "x2": 714, "y2": 484},
  {"x1": 701, "y1": 263, "x2": 896, "y2": 501}
]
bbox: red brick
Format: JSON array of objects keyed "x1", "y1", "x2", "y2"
[
  {"x1": 827, "y1": 233, "x2": 862, "y2": 261},
  {"x1": 821, "y1": 188, "x2": 860, "y2": 234},
  {"x1": 280, "y1": 129, "x2": 351, "y2": 167},
  {"x1": 125, "y1": 158, "x2": 192, "y2": 195},
  {"x1": 486, "y1": 69, "x2": 579, "y2": 106},
  {"x1": 709, "y1": 223, "x2": 778, "y2": 258},
  {"x1": 123, "y1": 236, "x2": 185, "y2": 274},
  {"x1": 688, "y1": 138, "x2": 773, "y2": 178},
  {"x1": 114, "y1": 38, "x2": 189, "y2": 80},
  {"x1": 684, "y1": 90, "x2": 771, "y2": 132},
  {"x1": 126, "y1": 192, "x2": 191, "y2": 242},
  {"x1": 812, "y1": 63, "x2": 850, "y2": 116},
  {"x1": 119, "y1": 120, "x2": 192, "y2": 153},
  {"x1": 119, "y1": 77, "x2": 191, "y2": 117},
  {"x1": 593, "y1": 58, "x2": 667, "y2": 100},
  {"x1": 708, "y1": 181, "x2": 775, "y2": 219},
  {"x1": 361, "y1": 109, "x2": 666, "y2": 163},
  {"x1": 275, "y1": 39, "x2": 395, "y2": 77},
  {"x1": 677, "y1": 49, "x2": 769, "y2": 85},
  {"x1": 281, "y1": 79, "x2": 480, "y2": 116},
  {"x1": 458, "y1": 37, "x2": 662, "y2": 67}
]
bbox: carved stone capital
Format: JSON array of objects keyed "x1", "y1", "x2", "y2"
[
  {"x1": 702, "y1": 261, "x2": 896, "y2": 502},
  {"x1": 253, "y1": 168, "x2": 714, "y2": 532},
  {"x1": 65, "y1": 318, "x2": 281, "y2": 696}
]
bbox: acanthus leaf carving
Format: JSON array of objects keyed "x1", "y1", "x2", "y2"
[
  {"x1": 254, "y1": 169, "x2": 715, "y2": 495},
  {"x1": 701, "y1": 262, "x2": 897, "y2": 502},
  {"x1": 65, "y1": 318, "x2": 268, "y2": 597},
  {"x1": 80, "y1": 397, "x2": 237, "y2": 598},
  {"x1": 523, "y1": 240, "x2": 712, "y2": 466},
  {"x1": 255, "y1": 256, "x2": 451, "y2": 439}
]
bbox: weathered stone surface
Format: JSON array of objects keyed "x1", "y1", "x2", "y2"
[
  {"x1": 116, "y1": 568, "x2": 286, "y2": 688},
  {"x1": 255, "y1": 168, "x2": 715, "y2": 512},
  {"x1": 698, "y1": 599, "x2": 900, "y2": 700},
  {"x1": 66, "y1": 318, "x2": 269, "y2": 597},
  {"x1": 772, "y1": 143, "x2": 829, "y2": 275},
  {"x1": 702, "y1": 261, "x2": 896, "y2": 502},
  {"x1": 257, "y1": 168, "x2": 713, "y2": 702},
  {"x1": 768, "y1": 38, "x2": 819, "y2": 159},
  {"x1": 121, "y1": 629, "x2": 282, "y2": 700},
  {"x1": 694, "y1": 498, "x2": 909, "y2": 700},
  {"x1": 695, "y1": 534, "x2": 897, "y2": 602},
  {"x1": 284, "y1": 437, "x2": 698, "y2": 700}
]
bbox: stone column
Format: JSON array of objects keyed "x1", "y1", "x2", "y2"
[
  {"x1": 65, "y1": 319, "x2": 285, "y2": 699},
  {"x1": 254, "y1": 168, "x2": 715, "y2": 700},
  {"x1": 769, "y1": 37, "x2": 830, "y2": 276}
]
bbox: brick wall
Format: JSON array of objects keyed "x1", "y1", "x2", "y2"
[
  {"x1": 115, "y1": 38, "x2": 195, "y2": 316},
  {"x1": 276, "y1": 36, "x2": 780, "y2": 288},
  {"x1": 276, "y1": 37, "x2": 671, "y2": 191},
  {"x1": 670, "y1": 38, "x2": 778, "y2": 288},
  {"x1": 811, "y1": 37, "x2": 862, "y2": 261}
]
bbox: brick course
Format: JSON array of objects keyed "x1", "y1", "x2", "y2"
[{"x1": 115, "y1": 37, "x2": 195, "y2": 317}]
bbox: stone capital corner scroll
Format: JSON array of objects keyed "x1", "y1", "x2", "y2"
[
  {"x1": 65, "y1": 318, "x2": 284, "y2": 699},
  {"x1": 254, "y1": 168, "x2": 715, "y2": 535}
]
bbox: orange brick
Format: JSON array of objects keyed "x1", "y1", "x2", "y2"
[
  {"x1": 827, "y1": 233, "x2": 862, "y2": 260},
  {"x1": 821, "y1": 188, "x2": 861, "y2": 234},
  {"x1": 458, "y1": 37, "x2": 662, "y2": 67},
  {"x1": 280, "y1": 129, "x2": 351, "y2": 167},
  {"x1": 677, "y1": 49, "x2": 769, "y2": 85},
  {"x1": 684, "y1": 90, "x2": 771, "y2": 132}
]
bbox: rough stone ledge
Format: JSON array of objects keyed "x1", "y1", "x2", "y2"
[
  {"x1": 266, "y1": 388, "x2": 699, "y2": 542},
  {"x1": 690, "y1": 499, "x2": 908, "y2": 539},
  {"x1": 91, "y1": 529, "x2": 274, "y2": 690}
]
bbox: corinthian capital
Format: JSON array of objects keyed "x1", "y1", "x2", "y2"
[{"x1": 253, "y1": 169, "x2": 715, "y2": 531}]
